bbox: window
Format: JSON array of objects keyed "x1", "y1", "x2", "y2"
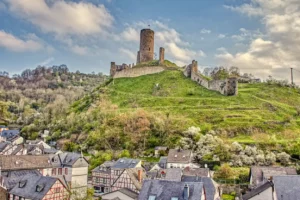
[
  {"x1": 103, "y1": 178, "x2": 107, "y2": 184},
  {"x1": 148, "y1": 195, "x2": 156, "y2": 200},
  {"x1": 96, "y1": 178, "x2": 100, "y2": 183},
  {"x1": 55, "y1": 188, "x2": 60, "y2": 193},
  {"x1": 171, "y1": 198, "x2": 179, "y2": 200},
  {"x1": 65, "y1": 168, "x2": 68, "y2": 175},
  {"x1": 52, "y1": 168, "x2": 56, "y2": 175},
  {"x1": 114, "y1": 170, "x2": 120, "y2": 175},
  {"x1": 100, "y1": 178, "x2": 104, "y2": 183},
  {"x1": 58, "y1": 168, "x2": 62, "y2": 175}
]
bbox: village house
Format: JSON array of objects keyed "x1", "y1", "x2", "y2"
[
  {"x1": 249, "y1": 166, "x2": 297, "y2": 187},
  {"x1": 166, "y1": 149, "x2": 199, "y2": 169},
  {"x1": 101, "y1": 188, "x2": 138, "y2": 200},
  {"x1": 146, "y1": 168, "x2": 182, "y2": 182},
  {"x1": 138, "y1": 179, "x2": 206, "y2": 200},
  {"x1": 92, "y1": 158, "x2": 145, "y2": 194},
  {"x1": 182, "y1": 176, "x2": 221, "y2": 200},
  {"x1": 242, "y1": 176, "x2": 300, "y2": 200},
  {"x1": 0, "y1": 152, "x2": 89, "y2": 198},
  {"x1": 0, "y1": 130, "x2": 23, "y2": 145},
  {"x1": 8, "y1": 174, "x2": 69, "y2": 200}
]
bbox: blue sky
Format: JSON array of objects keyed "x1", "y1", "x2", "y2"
[{"x1": 0, "y1": 0, "x2": 299, "y2": 82}]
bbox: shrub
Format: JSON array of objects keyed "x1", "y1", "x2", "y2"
[
  {"x1": 216, "y1": 163, "x2": 233, "y2": 179},
  {"x1": 277, "y1": 152, "x2": 290, "y2": 165}
]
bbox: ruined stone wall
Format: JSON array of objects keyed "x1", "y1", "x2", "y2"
[
  {"x1": 183, "y1": 61, "x2": 238, "y2": 96},
  {"x1": 139, "y1": 29, "x2": 154, "y2": 63},
  {"x1": 113, "y1": 66, "x2": 165, "y2": 78},
  {"x1": 159, "y1": 47, "x2": 165, "y2": 65}
]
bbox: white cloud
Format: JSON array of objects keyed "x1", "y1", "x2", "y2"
[
  {"x1": 6, "y1": 0, "x2": 114, "y2": 35},
  {"x1": 218, "y1": 34, "x2": 226, "y2": 39},
  {"x1": 117, "y1": 20, "x2": 205, "y2": 66},
  {"x1": 200, "y1": 29, "x2": 211, "y2": 34},
  {"x1": 0, "y1": 30, "x2": 43, "y2": 52},
  {"x1": 121, "y1": 27, "x2": 139, "y2": 42},
  {"x1": 38, "y1": 57, "x2": 54, "y2": 66},
  {"x1": 218, "y1": 0, "x2": 300, "y2": 81},
  {"x1": 119, "y1": 48, "x2": 136, "y2": 61},
  {"x1": 71, "y1": 45, "x2": 89, "y2": 56}
]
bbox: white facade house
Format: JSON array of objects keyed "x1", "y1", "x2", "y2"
[{"x1": 166, "y1": 149, "x2": 198, "y2": 169}]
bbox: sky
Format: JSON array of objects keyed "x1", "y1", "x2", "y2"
[{"x1": 0, "y1": 0, "x2": 300, "y2": 82}]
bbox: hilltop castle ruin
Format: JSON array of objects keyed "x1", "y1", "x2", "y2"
[
  {"x1": 110, "y1": 28, "x2": 165, "y2": 77},
  {"x1": 109, "y1": 28, "x2": 238, "y2": 96}
]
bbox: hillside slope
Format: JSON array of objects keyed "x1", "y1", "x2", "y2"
[{"x1": 106, "y1": 70, "x2": 300, "y2": 136}]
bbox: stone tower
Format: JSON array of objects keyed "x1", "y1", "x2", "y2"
[
  {"x1": 159, "y1": 47, "x2": 165, "y2": 65},
  {"x1": 110, "y1": 62, "x2": 116, "y2": 77},
  {"x1": 137, "y1": 29, "x2": 154, "y2": 63}
]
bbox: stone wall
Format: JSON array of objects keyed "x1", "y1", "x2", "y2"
[
  {"x1": 113, "y1": 66, "x2": 165, "y2": 78},
  {"x1": 184, "y1": 61, "x2": 238, "y2": 96}
]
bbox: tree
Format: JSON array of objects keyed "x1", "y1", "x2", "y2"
[
  {"x1": 229, "y1": 66, "x2": 240, "y2": 77},
  {"x1": 216, "y1": 163, "x2": 233, "y2": 179},
  {"x1": 210, "y1": 67, "x2": 229, "y2": 80}
]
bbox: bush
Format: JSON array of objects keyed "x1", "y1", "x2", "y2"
[
  {"x1": 277, "y1": 152, "x2": 290, "y2": 165},
  {"x1": 216, "y1": 163, "x2": 233, "y2": 179}
]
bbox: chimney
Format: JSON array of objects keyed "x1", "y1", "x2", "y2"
[
  {"x1": 138, "y1": 169, "x2": 142, "y2": 183},
  {"x1": 183, "y1": 184, "x2": 189, "y2": 200}
]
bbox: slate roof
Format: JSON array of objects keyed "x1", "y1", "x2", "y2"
[
  {"x1": 167, "y1": 149, "x2": 192, "y2": 164},
  {"x1": 181, "y1": 176, "x2": 218, "y2": 200},
  {"x1": 273, "y1": 176, "x2": 300, "y2": 200},
  {"x1": 43, "y1": 148, "x2": 59, "y2": 154},
  {"x1": 0, "y1": 141, "x2": 10, "y2": 152},
  {"x1": 112, "y1": 158, "x2": 140, "y2": 169},
  {"x1": 0, "y1": 155, "x2": 51, "y2": 171},
  {"x1": 250, "y1": 166, "x2": 297, "y2": 186},
  {"x1": 9, "y1": 174, "x2": 58, "y2": 200},
  {"x1": 1, "y1": 130, "x2": 20, "y2": 140},
  {"x1": 158, "y1": 168, "x2": 182, "y2": 181},
  {"x1": 92, "y1": 161, "x2": 116, "y2": 174},
  {"x1": 50, "y1": 152, "x2": 88, "y2": 167},
  {"x1": 11, "y1": 145, "x2": 24, "y2": 155},
  {"x1": 2, "y1": 169, "x2": 41, "y2": 190},
  {"x1": 102, "y1": 188, "x2": 138, "y2": 200},
  {"x1": 183, "y1": 167, "x2": 209, "y2": 177},
  {"x1": 242, "y1": 181, "x2": 273, "y2": 200},
  {"x1": 138, "y1": 180, "x2": 204, "y2": 200},
  {"x1": 158, "y1": 156, "x2": 167, "y2": 168}
]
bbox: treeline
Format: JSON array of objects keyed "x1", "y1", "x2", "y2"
[{"x1": 0, "y1": 65, "x2": 107, "y2": 131}]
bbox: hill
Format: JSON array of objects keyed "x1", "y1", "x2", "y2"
[{"x1": 107, "y1": 70, "x2": 300, "y2": 135}]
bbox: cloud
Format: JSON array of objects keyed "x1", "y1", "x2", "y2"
[
  {"x1": 200, "y1": 29, "x2": 211, "y2": 34},
  {"x1": 37, "y1": 57, "x2": 54, "y2": 66},
  {"x1": 116, "y1": 20, "x2": 205, "y2": 66},
  {"x1": 121, "y1": 27, "x2": 139, "y2": 42},
  {"x1": 6, "y1": 0, "x2": 114, "y2": 35},
  {"x1": 119, "y1": 48, "x2": 136, "y2": 61},
  {"x1": 218, "y1": 34, "x2": 226, "y2": 39},
  {"x1": 0, "y1": 30, "x2": 43, "y2": 52},
  {"x1": 218, "y1": 0, "x2": 300, "y2": 81}
]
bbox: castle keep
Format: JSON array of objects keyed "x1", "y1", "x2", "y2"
[
  {"x1": 137, "y1": 29, "x2": 155, "y2": 64},
  {"x1": 110, "y1": 28, "x2": 165, "y2": 77}
]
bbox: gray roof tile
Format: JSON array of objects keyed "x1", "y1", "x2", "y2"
[{"x1": 138, "y1": 180, "x2": 204, "y2": 200}]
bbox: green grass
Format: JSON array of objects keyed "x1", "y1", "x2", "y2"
[{"x1": 99, "y1": 70, "x2": 300, "y2": 141}]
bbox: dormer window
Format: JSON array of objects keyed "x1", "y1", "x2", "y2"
[
  {"x1": 19, "y1": 180, "x2": 27, "y2": 188},
  {"x1": 36, "y1": 184, "x2": 45, "y2": 192},
  {"x1": 148, "y1": 195, "x2": 156, "y2": 200}
]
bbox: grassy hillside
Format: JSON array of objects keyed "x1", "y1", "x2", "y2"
[{"x1": 106, "y1": 70, "x2": 300, "y2": 143}]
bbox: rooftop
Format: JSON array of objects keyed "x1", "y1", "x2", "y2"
[
  {"x1": 138, "y1": 180, "x2": 204, "y2": 200},
  {"x1": 183, "y1": 167, "x2": 209, "y2": 177},
  {"x1": 9, "y1": 174, "x2": 59, "y2": 199},
  {"x1": 167, "y1": 149, "x2": 192, "y2": 164},
  {"x1": 273, "y1": 176, "x2": 300, "y2": 200},
  {"x1": 112, "y1": 158, "x2": 141, "y2": 169}
]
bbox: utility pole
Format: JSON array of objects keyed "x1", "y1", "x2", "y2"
[{"x1": 291, "y1": 68, "x2": 294, "y2": 85}]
